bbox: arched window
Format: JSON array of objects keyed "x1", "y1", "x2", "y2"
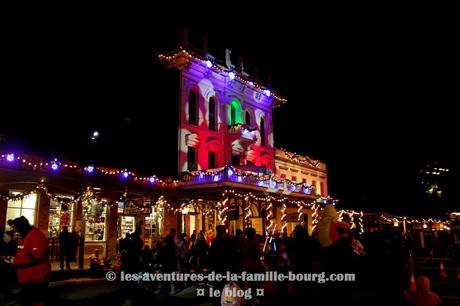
[
  {"x1": 188, "y1": 90, "x2": 198, "y2": 125},
  {"x1": 208, "y1": 97, "x2": 216, "y2": 131},
  {"x1": 260, "y1": 117, "x2": 266, "y2": 146},
  {"x1": 245, "y1": 111, "x2": 251, "y2": 127},
  {"x1": 228, "y1": 99, "x2": 242, "y2": 126}
]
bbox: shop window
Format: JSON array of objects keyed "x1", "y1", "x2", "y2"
[
  {"x1": 291, "y1": 176, "x2": 297, "y2": 182},
  {"x1": 6, "y1": 192, "x2": 37, "y2": 226},
  {"x1": 48, "y1": 196, "x2": 74, "y2": 238},
  {"x1": 85, "y1": 202, "x2": 107, "y2": 241}
]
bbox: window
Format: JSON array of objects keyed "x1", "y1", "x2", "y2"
[
  {"x1": 231, "y1": 154, "x2": 240, "y2": 166},
  {"x1": 208, "y1": 151, "x2": 216, "y2": 169},
  {"x1": 85, "y1": 202, "x2": 107, "y2": 241},
  {"x1": 187, "y1": 146, "x2": 197, "y2": 171},
  {"x1": 291, "y1": 176, "x2": 297, "y2": 182},
  {"x1": 312, "y1": 180, "x2": 317, "y2": 194},
  {"x1": 320, "y1": 182, "x2": 325, "y2": 196},
  {"x1": 6, "y1": 192, "x2": 37, "y2": 226},
  {"x1": 260, "y1": 117, "x2": 266, "y2": 146},
  {"x1": 209, "y1": 97, "x2": 216, "y2": 131},
  {"x1": 48, "y1": 196, "x2": 74, "y2": 238},
  {"x1": 302, "y1": 178, "x2": 307, "y2": 184},
  {"x1": 188, "y1": 90, "x2": 198, "y2": 125},
  {"x1": 280, "y1": 174, "x2": 286, "y2": 179},
  {"x1": 245, "y1": 111, "x2": 251, "y2": 126},
  {"x1": 228, "y1": 99, "x2": 242, "y2": 126}
]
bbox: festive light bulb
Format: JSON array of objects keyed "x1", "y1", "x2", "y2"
[
  {"x1": 86, "y1": 165, "x2": 95, "y2": 173},
  {"x1": 205, "y1": 60, "x2": 212, "y2": 68},
  {"x1": 122, "y1": 171, "x2": 129, "y2": 179},
  {"x1": 213, "y1": 175, "x2": 220, "y2": 182},
  {"x1": 228, "y1": 72, "x2": 235, "y2": 80},
  {"x1": 51, "y1": 162, "x2": 59, "y2": 171},
  {"x1": 227, "y1": 168, "x2": 234, "y2": 177},
  {"x1": 149, "y1": 176, "x2": 156, "y2": 183},
  {"x1": 264, "y1": 89, "x2": 271, "y2": 97},
  {"x1": 6, "y1": 154, "x2": 15, "y2": 162}
]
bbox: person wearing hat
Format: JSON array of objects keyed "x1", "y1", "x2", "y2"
[{"x1": 7, "y1": 216, "x2": 51, "y2": 306}]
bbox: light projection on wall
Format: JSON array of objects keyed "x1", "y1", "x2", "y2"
[{"x1": 228, "y1": 99, "x2": 242, "y2": 126}]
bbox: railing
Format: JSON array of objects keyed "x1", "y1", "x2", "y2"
[{"x1": 181, "y1": 166, "x2": 316, "y2": 196}]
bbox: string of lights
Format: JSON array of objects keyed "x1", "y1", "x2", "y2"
[{"x1": 158, "y1": 49, "x2": 287, "y2": 107}]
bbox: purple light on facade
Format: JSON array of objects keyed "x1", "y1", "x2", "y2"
[
  {"x1": 213, "y1": 175, "x2": 220, "y2": 182},
  {"x1": 199, "y1": 172, "x2": 205, "y2": 179},
  {"x1": 6, "y1": 154, "x2": 15, "y2": 162},
  {"x1": 237, "y1": 176, "x2": 242, "y2": 182},
  {"x1": 149, "y1": 176, "x2": 156, "y2": 183},
  {"x1": 51, "y1": 162, "x2": 59, "y2": 171},
  {"x1": 249, "y1": 82, "x2": 254, "y2": 86},
  {"x1": 258, "y1": 180, "x2": 264, "y2": 187},
  {"x1": 228, "y1": 72, "x2": 235, "y2": 80},
  {"x1": 290, "y1": 184, "x2": 296, "y2": 191},
  {"x1": 227, "y1": 168, "x2": 234, "y2": 177},
  {"x1": 205, "y1": 60, "x2": 212, "y2": 68},
  {"x1": 86, "y1": 165, "x2": 95, "y2": 173}
]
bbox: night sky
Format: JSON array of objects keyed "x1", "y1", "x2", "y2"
[{"x1": 1, "y1": 13, "x2": 458, "y2": 215}]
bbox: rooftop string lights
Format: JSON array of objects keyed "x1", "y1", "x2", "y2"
[
  {"x1": 0, "y1": 153, "x2": 179, "y2": 187},
  {"x1": 158, "y1": 49, "x2": 287, "y2": 108}
]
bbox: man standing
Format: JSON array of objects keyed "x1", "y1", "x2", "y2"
[
  {"x1": 9, "y1": 216, "x2": 51, "y2": 306},
  {"x1": 58, "y1": 226, "x2": 71, "y2": 270}
]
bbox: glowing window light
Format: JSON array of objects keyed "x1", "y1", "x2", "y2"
[
  {"x1": 228, "y1": 72, "x2": 235, "y2": 80},
  {"x1": 205, "y1": 60, "x2": 212, "y2": 68},
  {"x1": 237, "y1": 176, "x2": 242, "y2": 182},
  {"x1": 6, "y1": 154, "x2": 15, "y2": 162},
  {"x1": 199, "y1": 172, "x2": 205, "y2": 179},
  {"x1": 258, "y1": 181, "x2": 264, "y2": 187},
  {"x1": 213, "y1": 175, "x2": 220, "y2": 182},
  {"x1": 86, "y1": 165, "x2": 95, "y2": 173}
]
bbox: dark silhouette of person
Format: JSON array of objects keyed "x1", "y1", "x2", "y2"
[{"x1": 58, "y1": 226, "x2": 71, "y2": 270}]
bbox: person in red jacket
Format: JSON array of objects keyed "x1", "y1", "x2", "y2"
[{"x1": 9, "y1": 216, "x2": 51, "y2": 306}]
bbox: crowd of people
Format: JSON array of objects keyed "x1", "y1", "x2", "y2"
[
  {"x1": 0, "y1": 204, "x2": 448, "y2": 306},
  {"x1": 112, "y1": 205, "x2": 443, "y2": 306}
]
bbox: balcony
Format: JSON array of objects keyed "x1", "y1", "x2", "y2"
[{"x1": 180, "y1": 165, "x2": 317, "y2": 197}]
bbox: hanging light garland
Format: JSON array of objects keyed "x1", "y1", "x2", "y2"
[{"x1": 158, "y1": 49, "x2": 287, "y2": 107}]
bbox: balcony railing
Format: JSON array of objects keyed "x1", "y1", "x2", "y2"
[{"x1": 181, "y1": 165, "x2": 316, "y2": 196}]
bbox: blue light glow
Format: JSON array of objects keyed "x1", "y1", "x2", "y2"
[
  {"x1": 227, "y1": 168, "x2": 234, "y2": 177},
  {"x1": 213, "y1": 175, "x2": 220, "y2": 182},
  {"x1": 258, "y1": 181, "x2": 264, "y2": 187},
  {"x1": 51, "y1": 162, "x2": 59, "y2": 171},
  {"x1": 6, "y1": 154, "x2": 15, "y2": 162},
  {"x1": 264, "y1": 89, "x2": 271, "y2": 97},
  {"x1": 205, "y1": 60, "x2": 212, "y2": 68},
  {"x1": 86, "y1": 165, "x2": 95, "y2": 173},
  {"x1": 237, "y1": 176, "x2": 242, "y2": 182},
  {"x1": 228, "y1": 72, "x2": 235, "y2": 80},
  {"x1": 122, "y1": 171, "x2": 129, "y2": 179},
  {"x1": 149, "y1": 176, "x2": 156, "y2": 183}
]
